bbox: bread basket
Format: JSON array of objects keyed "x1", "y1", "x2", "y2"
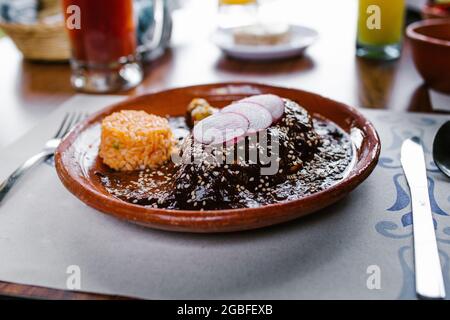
[{"x1": 0, "y1": 0, "x2": 70, "y2": 61}]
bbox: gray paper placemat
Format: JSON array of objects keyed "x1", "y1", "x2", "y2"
[{"x1": 0, "y1": 95, "x2": 449, "y2": 299}]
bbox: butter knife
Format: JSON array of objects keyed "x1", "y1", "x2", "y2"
[{"x1": 401, "y1": 137, "x2": 446, "y2": 299}]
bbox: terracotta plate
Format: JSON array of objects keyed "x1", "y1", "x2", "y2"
[{"x1": 55, "y1": 83, "x2": 380, "y2": 233}]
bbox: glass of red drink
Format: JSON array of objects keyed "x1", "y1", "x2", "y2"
[{"x1": 63, "y1": 0, "x2": 143, "y2": 93}]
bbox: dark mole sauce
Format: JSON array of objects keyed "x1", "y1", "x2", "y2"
[{"x1": 96, "y1": 100, "x2": 353, "y2": 210}]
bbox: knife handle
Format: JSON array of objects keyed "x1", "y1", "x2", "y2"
[{"x1": 411, "y1": 186, "x2": 446, "y2": 299}]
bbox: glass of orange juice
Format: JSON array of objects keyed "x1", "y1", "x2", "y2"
[
  {"x1": 218, "y1": 0, "x2": 258, "y2": 29},
  {"x1": 357, "y1": 0, "x2": 406, "y2": 60}
]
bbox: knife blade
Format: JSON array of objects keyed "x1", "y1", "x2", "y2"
[{"x1": 401, "y1": 136, "x2": 446, "y2": 299}]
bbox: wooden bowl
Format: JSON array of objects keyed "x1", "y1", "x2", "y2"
[
  {"x1": 407, "y1": 19, "x2": 450, "y2": 93},
  {"x1": 55, "y1": 83, "x2": 380, "y2": 233}
]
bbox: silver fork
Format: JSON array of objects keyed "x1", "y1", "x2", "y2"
[{"x1": 0, "y1": 112, "x2": 85, "y2": 203}]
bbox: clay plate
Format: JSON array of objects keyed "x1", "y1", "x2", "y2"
[{"x1": 55, "y1": 83, "x2": 380, "y2": 233}]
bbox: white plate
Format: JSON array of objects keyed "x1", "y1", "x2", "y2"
[{"x1": 212, "y1": 25, "x2": 319, "y2": 61}]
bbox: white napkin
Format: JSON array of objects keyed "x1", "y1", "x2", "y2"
[{"x1": 430, "y1": 89, "x2": 450, "y2": 113}]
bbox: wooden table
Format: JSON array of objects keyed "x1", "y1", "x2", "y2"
[{"x1": 0, "y1": 0, "x2": 444, "y2": 299}]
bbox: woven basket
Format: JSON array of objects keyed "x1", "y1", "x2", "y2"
[{"x1": 0, "y1": 0, "x2": 70, "y2": 61}]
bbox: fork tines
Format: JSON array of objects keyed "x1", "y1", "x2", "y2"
[{"x1": 54, "y1": 112, "x2": 89, "y2": 139}]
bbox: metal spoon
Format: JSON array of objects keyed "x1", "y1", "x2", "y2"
[{"x1": 433, "y1": 121, "x2": 450, "y2": 178}]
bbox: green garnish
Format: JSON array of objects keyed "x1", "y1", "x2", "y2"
[{"x1": 112, "y1": 142, "x2": 120, "y2": 150}]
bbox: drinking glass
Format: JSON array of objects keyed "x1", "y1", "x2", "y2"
[
  {"x1": 356, "y1": 0, "x2": 406, "y2": 60},
  {"x1": 63, "y1": 0, "x2": 143, "y2": 93},
  {"x1": 218, "y1": 0, "x2": 258, "y2": 29}
]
